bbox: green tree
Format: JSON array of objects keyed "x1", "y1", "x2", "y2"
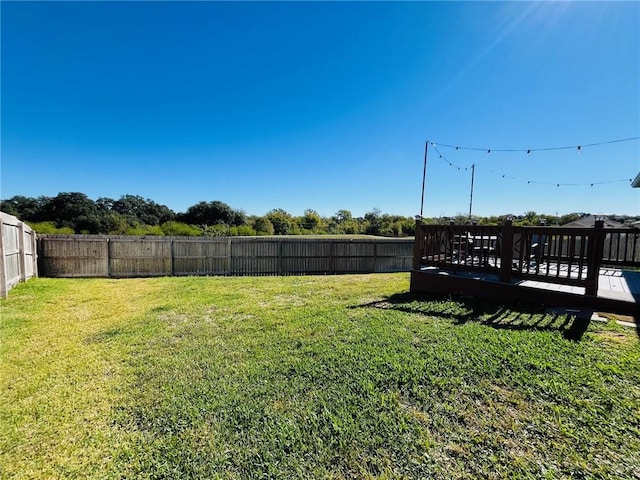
[
  {"x1": 266, "y1": 209, "x2": 294, "y2": 235},
  {"x1": 333, "y1": 210, "x2": 352, "y2": 223},
  {"x1": 328, "y1": 209, "x2": 362, "y2": 234},
  {"x1": 400, "y1": 218, "x2": 416, "y2": 236},
  {"x1": 298, "y1": 209, "x2": 326, "y2": 234},
  {"x1": 40, "y1": 192, "x2": 101, "y2": 233},
  {"x1": 179, "y1": 200, "x2": 243, "y2": 227},
  {"x1": 102, "y1": 213, "x2": 130, "y2": 234},
  {"x1": 253, "y1": 217, "x2": 275, "y2": 236},
  {"x1": 0, "y1": 195, "x2": 50, "y2": 221},
  {"x1": 112, "y1": 195, "x2": 174, "y2": 226}
]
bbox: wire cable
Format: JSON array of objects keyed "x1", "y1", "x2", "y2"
[
  {"x1": 428, "y1": 136, "x2": 639, "y2": 153},
  {"x1": 431, "y1": 144, "x2": 634, "y2": 187}
]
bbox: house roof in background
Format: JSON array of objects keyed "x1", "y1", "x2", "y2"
[{"x1": 562, "y1": 214, "x2": 625, "y2": 228}]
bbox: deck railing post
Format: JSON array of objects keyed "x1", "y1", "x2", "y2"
[
  {"x1": 585, "y1": 219, "x2": 605, "y2": 296},
  {"x1": 413, "y1": 219, "x2": 423, "y2": 270},
  {"x1": 499, "y1": 219, "x2": 514, "y2": 283}
]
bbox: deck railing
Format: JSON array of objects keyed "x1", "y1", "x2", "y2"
[
  {"x1": 414, "y1": 220, "x2": 640, "y2": 296},
  {"x1": 601, "y1": 228, "x2": 640, "y2": 267}
]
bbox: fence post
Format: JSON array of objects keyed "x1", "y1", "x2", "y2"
[
  {"x1": 106, "y1": 238, "x2": 111, "y2": 278},
  {"x1": 373, "y1": 239, "x2": 378, "y2": 273},
  {"x1": 31, "y1": 230, "x2": 38, "y2": 278},
  {"x1": 329, "y1": 239, "x2": 334, "y2": 274},
  {"x1": 17, "y1": 222, "x2": 26, "y2": 282},
  {"x1": 0, "y1": 219, "x2": 7, "y2": 298},
  {"x1": 169, "y1": 238, "x2": 174, "y2": 276},
  {"x1": 585, "y1": 219, "x2": 605, "y2": 296},
  {"x1": 499, "y1": 219, "x2": 514, "y2": 283},
  {"x1": 412, "y1": 219, "x2": 422, "y2": 270},
  {"x1": 226, "y1": 237, "x2": 232, "y2": 275}
]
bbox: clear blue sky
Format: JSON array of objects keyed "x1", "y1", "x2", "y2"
[{"x1": 2, "y1": 1, "x2": 639, "y2": 218}]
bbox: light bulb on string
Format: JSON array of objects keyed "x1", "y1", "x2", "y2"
[
  {"x1": 577, "y1": 146, "x2": 581, "y2": 154},
  {"x1": 526, "y1": 149, "x2": 531, "y2": 155}
]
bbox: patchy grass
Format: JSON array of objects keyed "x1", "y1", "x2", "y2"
[{"x1": 1, "y1": 274, "x2": 639, "y2": 479}]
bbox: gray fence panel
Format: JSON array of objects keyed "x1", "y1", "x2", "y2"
[{"x1": 37, "y1": 235, "x2": 414, "y2": 278}]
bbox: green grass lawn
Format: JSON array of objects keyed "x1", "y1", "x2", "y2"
[{"x1": 1, "y1": 274, "x2": 639, "y2": 479}]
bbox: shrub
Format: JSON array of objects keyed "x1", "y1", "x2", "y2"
[
  {"x1": 202, "y1": 224, "x2": 229, "y2": 237},
  {"x1": 229, "y1": 225, "x2": 256, "y2": 236},
  {"x1": 125, "y1": 225, "x2": 164, "y2": 236},
  {"x1": 25, "y1": 221, "x2": 75, "y2": 234},
  {"x1": 160, "y1": 221, "x2": 202, "y2": 236}
]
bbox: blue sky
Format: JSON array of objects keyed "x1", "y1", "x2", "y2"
[{"x1": 2, "y1": 1, "x2": 639, "y2": 218}]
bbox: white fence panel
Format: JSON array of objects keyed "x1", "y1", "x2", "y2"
[{"x1": 0, "y1": 212, "x2": 37, "y2": 297}]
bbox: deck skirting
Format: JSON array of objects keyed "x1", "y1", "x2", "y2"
[{"x1": 410, "y1": 268, "x2": 639, "y2": 317}]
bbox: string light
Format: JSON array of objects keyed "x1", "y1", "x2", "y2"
[
  {"x1": 429, "y1": 136, "x2": 639, "y2": 153},
  {"x1": 429, "y1": 142, "x2": 634, "y2": 188}
]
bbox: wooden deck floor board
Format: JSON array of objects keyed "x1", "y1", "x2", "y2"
[{"x1": 598, "y1": 269, "x2": 639, "y2": 303}]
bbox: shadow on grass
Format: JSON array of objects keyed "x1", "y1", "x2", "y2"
[{"x1": 354, "y1": 292, "x2": 590, "y2": 341}]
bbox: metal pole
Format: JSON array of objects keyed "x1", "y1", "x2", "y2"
[
  {"x1": 420, "y1": 141, "x2": 429, "y2": 217},
  {"x1": 468, "y1": 164, "x2": 475, "y2": 220}
]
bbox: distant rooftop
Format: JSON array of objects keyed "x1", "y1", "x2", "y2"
[{"x1": 562, "y1": 214, "x2": 625, "y2": 228}]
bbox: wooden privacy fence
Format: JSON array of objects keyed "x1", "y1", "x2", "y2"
[
  {"x1": 38, "y1": 235, "x2": 414, "y2": 277},
  {"x1": 0, "y1": 212, "x2": 38, "y2": 297}
]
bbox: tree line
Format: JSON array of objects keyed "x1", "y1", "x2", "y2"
[
  {"x1": 2, "y1": 192, "x2": 637, "y2": 237},
  {"x1": 0, "y1": 193, "x2": 417, "y2": 236}
]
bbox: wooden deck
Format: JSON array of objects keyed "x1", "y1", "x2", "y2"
[{"x1": 410, "y1": 220, "x2": 640, "y2": 317}]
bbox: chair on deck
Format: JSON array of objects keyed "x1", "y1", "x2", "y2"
[
  {"x1": 450, "y1": 233, "x2": 473, "y2": 264},
  {"x1": 512, "y1": 234, "x2": 542, "y2": 270},
  {"x1": 472, "y1": 235, "x2": 497, "y2": 267}
]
